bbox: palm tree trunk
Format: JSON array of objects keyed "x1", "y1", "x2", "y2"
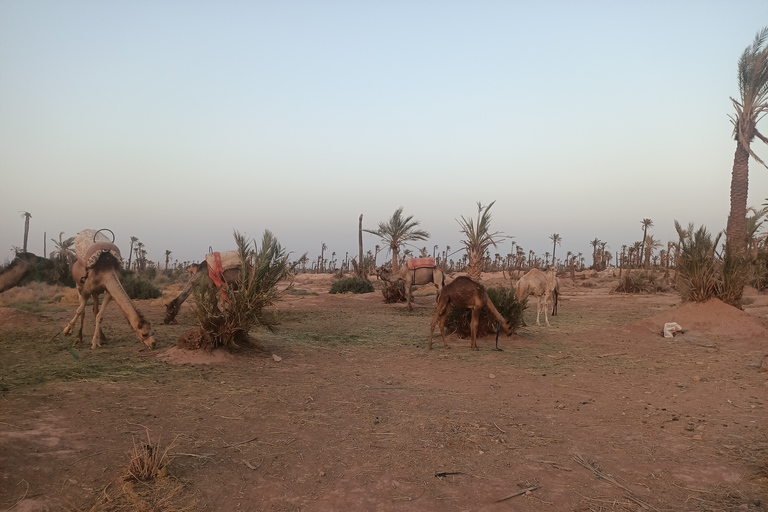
[
  {"x1": 358, "y1": 214, "x2": 364, "y2": 278},
  {"x1": 726, "y1": 142, "x2": 750, "y2": 255}
]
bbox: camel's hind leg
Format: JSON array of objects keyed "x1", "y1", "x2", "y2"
[
  {"x1": 429, "y1": 299, "x2": 451, "y2": 349},
  {"x1": 91, "y1": 292, "x2": 112, "y2": 349}
]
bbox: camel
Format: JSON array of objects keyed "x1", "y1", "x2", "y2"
[
  {"x1": 164, "y1": 251, "x2": 241, "y2": 324},
  {"x1": 63, "y1": 230, "x2": 156, "y2": 350},
  {"x1": 0, "y1": 252, "x2": 52, "y2": 293},
  {"x1": 515, "y1": 268, "x2": 558, "y2": 327},
  {"x1": 429, "y1": 276, "x2": 511, "y2": 351},
  {"x1": 375, "y1": 258, "x2": 445, "y2": 310}
]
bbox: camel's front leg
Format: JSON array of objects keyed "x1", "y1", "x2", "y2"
[
  {"x1": 63, "y1": 292, "x2": 88, "y2": 345},
  {"x1": 91, "y1": 292, "x2": 112, "y2": 349}
]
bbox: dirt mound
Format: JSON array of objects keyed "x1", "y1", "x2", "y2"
[
  {"x1": 157, "y1": 346, "x2": 235, "y2": 366},
  {"x1": 625, "y1": 298, "x2": 768, "y2": 339},
  {"x1": 0, "y1": 307, "x2": 49, "y2": 328}
]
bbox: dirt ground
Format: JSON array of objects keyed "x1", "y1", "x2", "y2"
[{"x1": 1, "y1": 271, "x2": 767, "y2": 511}]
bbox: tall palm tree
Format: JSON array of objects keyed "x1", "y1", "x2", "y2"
[
  {"x1": 640, "y1": 218, "x2": 653, "y2": 265},
  {"x1": 728, "y1": 27, "x2": 768, "y2": 257},
  {"x1": 364, "y1": 207, "x2": 429, "y2": 273},
  {"x1": 164, "y1": 250, "x2": 172, "y2": 271},
  {"x1": 549, "y1": 233, "x2": 562, "y2": 269},
  {"x1": 128, "y1": 236, "x2": 138, "y2": 271},
  {"x1": 457, "y1": 201, "x2": 505, "y2": 281}
]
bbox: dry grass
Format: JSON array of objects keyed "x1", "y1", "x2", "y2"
[{"x1": 77, "y1": 431, "x2": 198, "y2": 512}]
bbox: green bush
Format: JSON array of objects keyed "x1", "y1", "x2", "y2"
[
  {"x1": 184, "y1": 230, "x2": 292, "y2": 351},
  {"x1": 120, "y1": 272, "x2": 162, "y2": 300},
  {"x1": 444, "y1": 285, "x2": 525, "y2": 338},
  {"x1": 330, "y1": 277, "x2": 374, "y2": 294},
  {"x1": 614, "y1": 271, "x2": 667, "y2": 294}
]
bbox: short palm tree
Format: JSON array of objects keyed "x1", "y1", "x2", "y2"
[
  {"x1": 589, "y1": 238, "x2": 602, "y2": 270},
  {"x1": 364, "y1": 207, "x2": 429, "y2": 273},
  {"x1": 728, "y1": 27, "x2": 768, "y2": 257},
  {"x1": 457, "y1": 201, "x2": 505, "y2": 281}
]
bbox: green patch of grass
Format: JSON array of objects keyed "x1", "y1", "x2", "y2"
[
  {"x1": 285, "y1": 288, "x2": 318, "y2": 296},
  {"x1": 5, "y1": 300, "x2": 66, "y2": 313}
]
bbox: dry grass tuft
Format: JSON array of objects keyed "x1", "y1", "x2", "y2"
[
  {"x1": 126, "y1": 431, "x2": 174, "y2": 482},
  {"x1": 77, "y1": 431, "x2": 197, "y2": 512}
]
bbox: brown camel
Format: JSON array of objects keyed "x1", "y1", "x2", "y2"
[
  {"x1": 63, "y1": 230, "x2": 156, "y2": 350},
  {"x1": 376, "y1": 258, "x2": 445, "y2": 310},
  {"x1": 429, "y1": 276, "x2": 511, "y2": 351},
  {"x1": 0, "y1": 252, "x2": 52, "y2": 293},
  {"x1": 515, "y1": 268, "x2": 558, "y2": 326},
  {"x1": 164, "y1": 251, "x2": 241, "y2": 324}
]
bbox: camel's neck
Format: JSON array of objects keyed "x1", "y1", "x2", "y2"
[
  {"x1": 173, "y1": 269, "x2": 206, "y2": 304},
  {"x1": 103, "y1": 270, "x2": 146, "y2": 330},
  {"x1": 0, "y1": 261, "x2": 30, "y2": 293}
]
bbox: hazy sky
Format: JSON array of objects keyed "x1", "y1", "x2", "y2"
[{"x1": 2, "y1": 1, "x2": 768, "y2": 268}]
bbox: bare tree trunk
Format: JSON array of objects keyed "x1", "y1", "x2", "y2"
[
  {"x1": 22, "y1": 212, "x2": 31, "y2": 252},
  {"x1": 358, "y1": 214, "x2": 363, "y2": 278}
]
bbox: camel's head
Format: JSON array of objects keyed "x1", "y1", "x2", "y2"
[
  {"x1": 374, "y1": 266, "x2": 389, "y2": 280},
  {"x1": 136, "y1": 319, "x2": 156, "y2": 350},
  {"x1": 187, "y1": 263, "x2": 201, "y2": 276},
  {"x1": 163, "y1": 302, "x2": 180, "y2": 325}
]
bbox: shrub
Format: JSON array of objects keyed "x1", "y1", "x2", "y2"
[
  {"x1": 330, "y1": 277, "x2": 375, "y2": 294},
  {"x1": 444, "y1": 285, "x2": 525, "y2": 338},
  {"x1": 380, "y1": 280, "x2": 407, "y2": 303},
  {"x1": 675, "y1": 223, "x2": 750, "y2": 306},
  {"x1": 120, "y1": 272, "x2": 162, "y2": 300},
  {"x1": 613, "y1": 271, "x2": 667, "y2": 294},
  {"x1": 185, "y1": 230, "x2": 292, "y2": 351}
]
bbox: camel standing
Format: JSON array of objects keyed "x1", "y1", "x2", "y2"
[
  {"x1": 376, "y1": 258, "x2": 445, "y2": 310},
  {"x1": 0, "y1": 252, "x2": 52, "y2": 293},
  {"x1": 515, "y1": 268, "x2": 558, "y2": 327},
  {"x1": 164, "y1": 251, "x2": 241, "y2": 324},
  {"x1": 429, "y1": 276, "x2": 511, "y2": 351},
  {"x1": 63, "y1": 230, "x2": 156, "y2": 350}
]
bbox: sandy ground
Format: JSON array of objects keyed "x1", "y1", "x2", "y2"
[{"x1": 1, "y1": 271, "x2": 767, "y2": 511}]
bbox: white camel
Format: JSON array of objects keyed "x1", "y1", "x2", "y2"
[{"x1": 515, "y1": 268, "x2": 558, "y2": 327}]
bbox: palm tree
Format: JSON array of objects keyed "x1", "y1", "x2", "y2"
[
  {"x1": 549, "y1": 233, "x2": 561, "y2": 269},
  {"x1": 589, "y1": 238, "x2": 602, "y2": 270},
  {"x1": 644, "y1": 235, "x2": 662, "y2": 269},
  {"x1": 164, "y1": 250, "x2": 172, "y2": 271},
  {"x1": 320, "y1": 242, "x2": 327, "y2": 273},
  {"x1": 364, "y1": 207, "x2": 429, "y2": 273},
  {"x1": 640, "y1": 218, "x2": 653, "y2": 265},
  {"x1": 128, "y1": 236, "x2": 138, "y2": 271},
  {"x1": 727, "y1": 27, "x2": 768, "y2": 257},
  {"x1": 456, "y1": 201, "x2": 505, "y2": 281}
]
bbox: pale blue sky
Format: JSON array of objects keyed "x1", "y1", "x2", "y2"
[{"x1": 2, "y1": 1, "x2": 768, "y2": 267}]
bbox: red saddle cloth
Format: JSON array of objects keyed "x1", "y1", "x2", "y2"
[{"x1": 407, "y1": 257, "x2": 435, "y2": 270}]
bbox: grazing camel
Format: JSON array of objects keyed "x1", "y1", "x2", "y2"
[
  {"x1": 164, "y1": 251, "x2": 241, "y2": 324},
  {"x1": 0, "y1": 252, "x2": 52, "y2": 293},
  {"x1": 376, "y1": 258, "x2": 445, "y2": 310},
  {"x1": 515, "y1": 268, "x2": 558, "y2": 327},
  {"x1": 63, "y1": 230, "x2": 156, "y2": 350},
  {"x1": 429, "y1": 276, "x2": 511, "y2": 351}
]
